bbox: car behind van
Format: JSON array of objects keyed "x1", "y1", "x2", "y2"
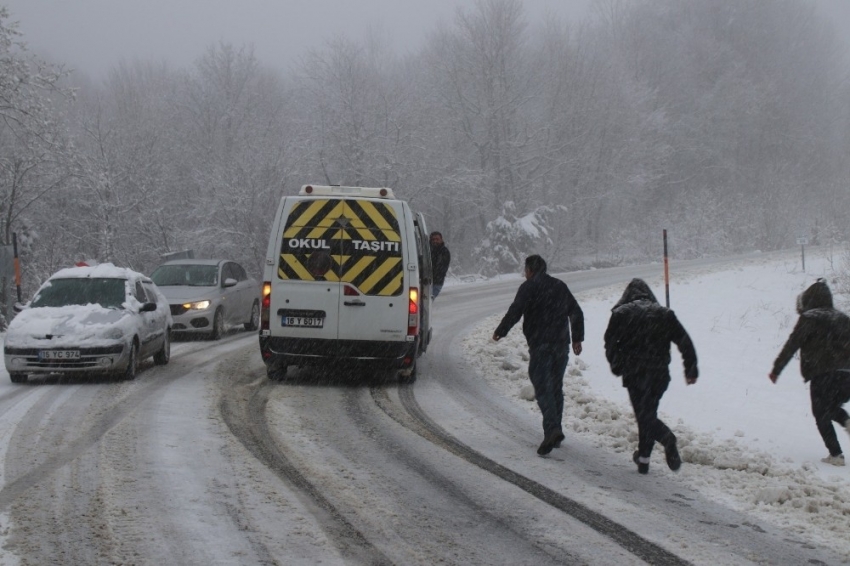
[
  {"x1": 259, "y1": 185, "x2": 432, "y2": 381},
  {"x1": 150, "y1": 259, "x2": 260, "y2": 340}
]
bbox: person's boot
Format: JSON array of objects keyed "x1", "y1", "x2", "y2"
[
  {"x1": 663, "y1": 434, "x2": 682, "y2": 471},
  {"x1": 821, "y1": 454, "x2": 846, "y2": 466},
  {"x1": 633, "y1": 451, "x2": 649, "y2": 474},
  {"x1": 553, "y1": 429, "x2": 565, "y2": 449},
  {"x1": 537, "y1": 430, "x2": 565, "y2": 455}
]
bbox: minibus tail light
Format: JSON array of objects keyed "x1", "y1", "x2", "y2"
[
  {"x1": 261, "y1": 282, "x2": 271, "y2": 331},
  {"x1": 407, "y1": 287, "x2": 419, "y2": 335}
]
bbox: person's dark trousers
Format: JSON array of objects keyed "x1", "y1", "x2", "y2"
[
  {"x1": 431, "y1": 284, "x2": 443, "y2": 299},
  {"x1": 810, "y1": 371, "x2": 850, "y2": 457},
  {"x1": 528, "y1": 343, "x2": 569, "y2": 438},
  {"x1": 626, "y1": 376, "x2": 673, "y2": 459}
]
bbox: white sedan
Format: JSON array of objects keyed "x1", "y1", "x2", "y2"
[
  {"x1": 3, "y1": 263, "x2": 172, "y2": 383},
  {"x1": 150, "y1": 259, "x2": 260, "y2": 340}
]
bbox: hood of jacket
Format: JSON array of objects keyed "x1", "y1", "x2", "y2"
[
  {"x1": 797, "y1": 278, "x2": 833, "y2": 313},
  {"x1": 613, "y1": 278, "x2": 658, "y2": 310}
]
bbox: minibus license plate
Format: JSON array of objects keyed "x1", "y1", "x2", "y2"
[
  {"x1": 282, "y1": 316, "x2": 324, "y2": 328},
  {"x1": 39, "y1": 350, "x2": 80, "y2": 360}
]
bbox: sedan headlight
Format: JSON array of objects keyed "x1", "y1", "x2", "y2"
[
  {"x1": 183, "y1": 300, "x2": 211, "y2": 310},
  {"x1": 101, "y1": 327, "x2": 124, "y2": 340}
]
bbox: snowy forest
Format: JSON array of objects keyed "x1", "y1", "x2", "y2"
[{"x1": 1, "y1": 0, "x2": 849, "y2": 294}]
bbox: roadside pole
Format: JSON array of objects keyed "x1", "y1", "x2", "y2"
[
  {"x1": 12, "y1": 232, "x2": 21, "y2": 304},
  {"x1": 797, "y1": 236, "x2": 807, "y2": 272},
  {"x1": 663, "y1": 229, "x2": 670, "y2": 308}
]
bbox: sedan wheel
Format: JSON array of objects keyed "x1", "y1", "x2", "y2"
[
  {"x1": 123, "y1": 342, "x2": 138, "y2": 381},
  {"x1": 244, "y1": 301, "x2": 259, "y2": 331},
  {"x1": 154, "y1": 329, "x2": 170, "y2": 365},
  {"x1": 210, "y1": 309, "x2": 224, "y2": 340},
  {"x1": 9, "y1": 373, "x2": 27, "y2": 384}
]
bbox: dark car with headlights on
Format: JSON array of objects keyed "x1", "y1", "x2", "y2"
[
  {"x1": 3, "y1": 264, "x2": 172, "y2": 383},
  {"x1": 150, "y1": 259, "x2": 260, "y2": 340}
]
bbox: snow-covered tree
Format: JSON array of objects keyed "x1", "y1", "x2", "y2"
[
  {"x1": 180, "y1": 43, "x2": 292, "y2": 276},
  {"x1": 0, "y1": 6, "x2": 71, "y2": 245},
  {"x1": 475, "y1": 201, "x2": 565, "y2": 275}
]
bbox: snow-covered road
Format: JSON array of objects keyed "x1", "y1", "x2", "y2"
[{"x1": 0, "y1": 252, "x2": 842, "y2": 565}]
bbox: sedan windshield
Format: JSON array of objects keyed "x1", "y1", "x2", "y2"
[
  {"x1": 151, "y1": 265, "x2": 218, "y2": 287},
  {"x1": 31, "y1": 278, "x2": 127, "y2": 309}
]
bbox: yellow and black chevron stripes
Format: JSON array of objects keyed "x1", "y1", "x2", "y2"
[
  {"x1": 278, "y1": 254, "x2": 341, "y2": 282},
  {"x1": 339, "y1": 254, "x2": 403, "y2": 296},
  {"x1": 284, "y1": 199, "x2": 399, "y2": 233},
  {"x1": 278, "y1": 198, "x2": 403, "y2": 296},
  {"x1": 345, "y1": 199, "x2": 400, "y2": 237}
]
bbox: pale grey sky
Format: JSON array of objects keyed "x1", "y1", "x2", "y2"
[
  {"x1": 2, "y1": 0, "x2": 592, "y2": 78},
  {"x1": 5, "y1": 1, "x2": 850, "y2": 80}
]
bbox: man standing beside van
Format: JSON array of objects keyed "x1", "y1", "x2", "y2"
[
  {"x1": 492, "y1": 255, "x2": 584, "y2": 456},
  {"x1": 430, "y1": 231, "x2": 451, "y2": 299}
]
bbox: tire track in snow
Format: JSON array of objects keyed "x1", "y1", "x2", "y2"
[
  {"x1": 219, "y1": 377, "x2": 394, "y2": 566},
  {"x1": 0, "y1": 338, "x2": 251, "y2": 512},
  {"x1": 371, "y1": 385, "x2": 691, "y2": 566},
  {"x1": 338, "y1": 386, "x2": 592, "y2": 565}
]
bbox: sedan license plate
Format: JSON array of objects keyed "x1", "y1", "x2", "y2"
[
  {"x1": 282, "y1": 316, "x2": 324, "y2": 328},
  {"x1": 39, "y1": 350, "x2": 80, "y2": 360}
]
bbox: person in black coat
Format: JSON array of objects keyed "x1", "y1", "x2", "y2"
[
  {"x1": 770, "y1": 278, "x2": 850, "y2": 466},
  {"x1": 604, "y1": 278, "x2": 698, "y2": 474},
  {"x1": 430, "y1": 231, "x2": 451, "y2": 299},
  {"x1": 493, "y1": 255, "x2": 584, "y2": 455}
]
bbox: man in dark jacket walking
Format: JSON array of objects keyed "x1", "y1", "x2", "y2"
[
  {"x1": 493, "y1": 255, "x2": 584, "y2": 455},
  {"x1": 604, "y1": 279, "x2": 698, "y2": 475},
  {"x1": 770, "y1": 278, "x2": 850, "y2": 467},
  {"x1": 430, "y1": 232, "x2": 451, "y2": 299}
]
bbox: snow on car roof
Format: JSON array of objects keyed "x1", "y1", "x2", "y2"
[{"x1": 49, "y1": 263, "x2": 146, "y2": 281}]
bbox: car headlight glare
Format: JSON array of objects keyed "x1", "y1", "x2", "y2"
[{"x1": 183, "y1": 300, "x2": 211, "y2": 310}]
